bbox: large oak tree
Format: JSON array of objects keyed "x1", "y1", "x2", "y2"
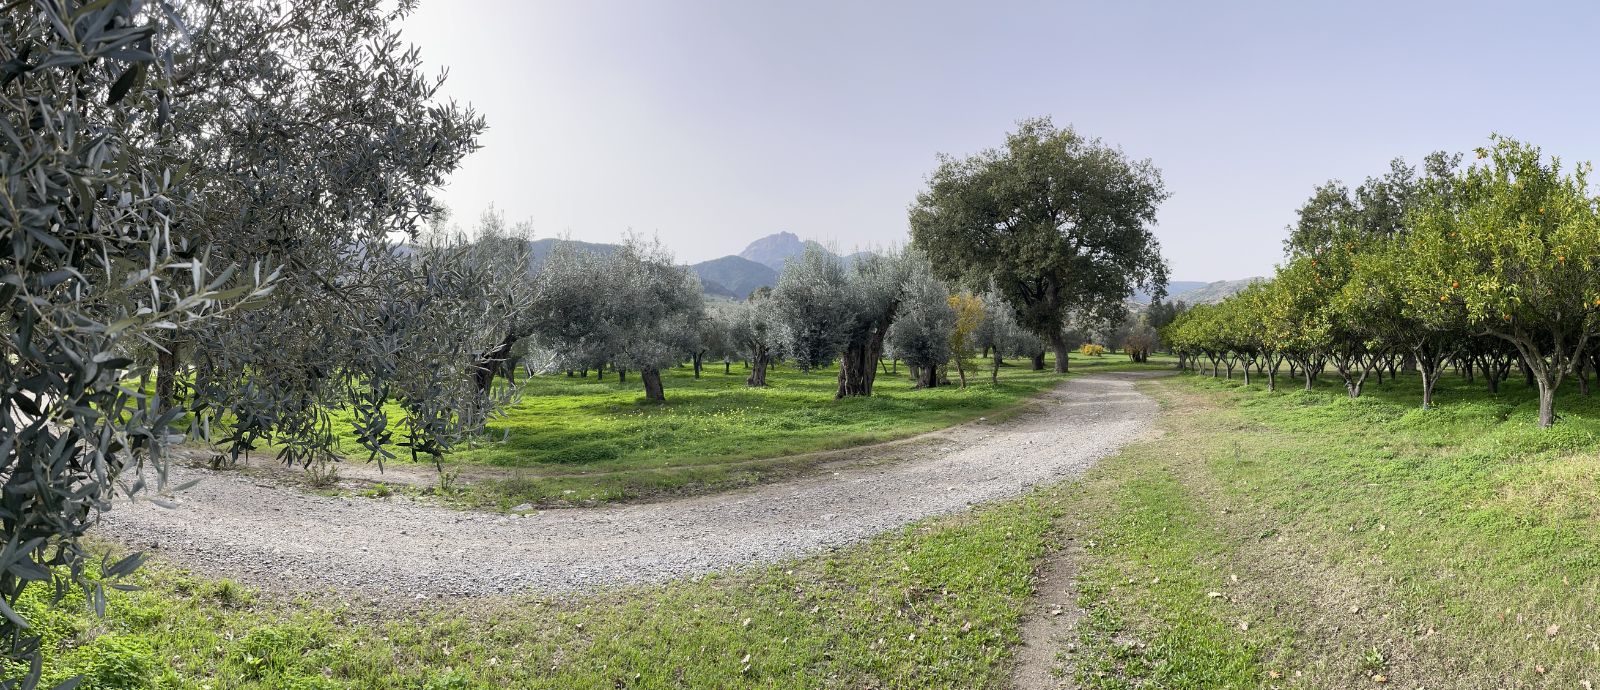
[{"x1": 908, "y1": 117, "x2": 1169, "y2": 373}]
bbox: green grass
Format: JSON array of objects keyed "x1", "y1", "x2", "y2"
[
  {"x1": 1063, "y1": 369, "x2": 1600, "y2": 687},
  {"x1": 322, "y1": 353, "x2": 1167, "y2": 508}
]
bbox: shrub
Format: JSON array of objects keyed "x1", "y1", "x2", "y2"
[{"x1": 1079, "y1": 343, "x2": 1107, "y2": 357}]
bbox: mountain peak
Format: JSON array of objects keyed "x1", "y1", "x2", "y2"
[{"x1": 738, "y1": 232, "x2": 809, "y2": 272}]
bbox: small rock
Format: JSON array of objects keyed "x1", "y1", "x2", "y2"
[{"x1": 511, "y1": 503, "x2": 534, "y2": 512}]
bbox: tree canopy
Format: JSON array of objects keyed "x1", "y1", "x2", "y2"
[{"x1": 909, "y1": 116, "x2": 1169, "y2": 373}]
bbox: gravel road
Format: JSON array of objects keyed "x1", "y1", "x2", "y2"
[{"x1": 98, "y1": 371, "x2": 1162, "y2": 597}]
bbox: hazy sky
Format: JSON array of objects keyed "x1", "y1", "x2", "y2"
[{"x1": 401, "y1": 1, "x2": 1600, "y2": 280}]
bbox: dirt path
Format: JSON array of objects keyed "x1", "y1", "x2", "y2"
[
  {"x1": 98, "y1": 372, "x2": 1164, "y2": 598},
  {"x1": 1010, "y1": 535, "x2": 1089, "y2": 689}
]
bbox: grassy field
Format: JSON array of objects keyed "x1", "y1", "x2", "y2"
[
  {"x1": 319, "y1": 353, "x2": 1162, "y2": 508},
  {"x1": 48, "y1": 359, "x2": 1600, "y2": 687},
  {"x1": 1063, "y1": 370, "x2": 1600, "y2": 687}
]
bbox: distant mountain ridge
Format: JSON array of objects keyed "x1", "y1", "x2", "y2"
[
  {"x1": 524, "y1": 233, "x2": 1255, "y2": 304},
  {"x1": 1153, "y1": 278, "x2": 1263, "y2": 305}
]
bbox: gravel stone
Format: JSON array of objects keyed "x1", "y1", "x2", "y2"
[{"x1": 97, "y1": 372, "x2": 1162, "y2": 596}]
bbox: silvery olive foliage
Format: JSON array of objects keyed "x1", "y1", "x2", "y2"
[
  {"x1": 343, "y1": 222, "x2": 534, "y2": 470},
  {"x1": 690, "y1": 303, "x2": 733, "y2": 377},
  {"x1": 525, "y1": 241, "x2": 615, "y2": 376},
  {"x1": 724, "y1": 291, "x2": 785, "y2": 387},
  {"x1": 887, "y1": 264, "x2": 957, "y2": 388},
  {"x1": 974, "y1": 289, "x2": 1040, "y2": 377},
  {"x1": 0, "y1": 1, "x2": 271, "y2": 685},
  {"x1": 770, "y1": 246, "x2": 850, "y2": 373},
  {"x1": 769, "y1": 246, "x2": 923, "y2": 397},
  {"x1": 168, "y1": 0, "x2": 486, "y2": 468},
  {"x1": 830, "y1": 251, "x2": 915, "y2": 397},
  {"x1": 1, "y1": 0, "x2": 487, "y2": 685},
  {"x1": 527, "y1": 237, "x2": 704, "y2": 400}
]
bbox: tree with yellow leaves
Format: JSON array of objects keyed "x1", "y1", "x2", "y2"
[{"x1": 947, "y1": 293, "x2": 986, "y2": 387}]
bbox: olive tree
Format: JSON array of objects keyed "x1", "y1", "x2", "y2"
[
  {"x1": 0, "y1": 2, "x2": 253, "y2": 684},
  {"x1": 158, "y1": 0, "x2": 485, "y2": 430},
  {"x1": 526, "y1": 241, "x2": 617, "y2": 377},
  {"x1": 770, "y1": 246, "x2": 848, "y2": 373},
  {"x1": 887, "y1": 267, "x2": 957, "y2": 388},
  {"x1": 460, "y1": 212, "x2": 540, "y2": 393},
  {"x1": 909, "y1": 117, "x2": 1169, "y2": 373},
  {"x1": 769, "y1": 246, "x2": 916, "y2": 397},
  {"x1": 527, "y1": 238, "x2": 702, "y2": 401},
  {"x1": 1120, "y1": 316, "x2": 1159, "y2": 364},
  {"x1": 974, "y1": 290, "x2": 1035, "y2": 383},
  {"x1": 607, "y1": 240, "x2": 704, "y2": 401},
  {"x1": 726, "y1": 293, "x2": 784, "y2": 387},
  {"x1": 690, "y1": 307, "x2": 731, "y2": 378},
  {"x1": 4, "y1": 1, "x2": 498, "y2": 682},
  {"x1": 340, "y1": 230, "x2": 535, "y2": 470}
]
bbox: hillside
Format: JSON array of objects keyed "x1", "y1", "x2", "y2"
[
  {"x1": 1131, "y1": 278, "x2": 1261, "y2": 305},
  {"x1": 1131, "y1": 280, "x2": 1207, "y2": 303},
  {"x1": 527, "y1": 237, "x2": 618, "y2": 273},
  {"x1": 689, "y1": 255, "x2": 777, "y2": 300},
  {"x1": 1168, "y1": 277, "x2": 1262, "y2": 304}
]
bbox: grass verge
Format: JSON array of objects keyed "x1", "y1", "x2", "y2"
[{"x1": 1061, "y1": 371, "x2": 1600, "y2": 687}]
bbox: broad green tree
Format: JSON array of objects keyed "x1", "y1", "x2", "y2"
[
  {"x1": 909, "y1": 117, "x2": 1169, "y2": 374},
  {"x1": 1260, "y1": 259, "x2": 1332, "y2": 391},
  {"x1": 1405, "y1": 137, "x2": 1600, "y2": 427}
]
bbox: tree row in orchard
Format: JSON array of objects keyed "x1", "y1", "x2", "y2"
[{"x1": 1166, "y1": 137, "x2": 1600, "y2": 428}]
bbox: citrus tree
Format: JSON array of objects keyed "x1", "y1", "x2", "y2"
[{"x1": 1404, "y1": 136, "x2": 1600, "y2": 427}]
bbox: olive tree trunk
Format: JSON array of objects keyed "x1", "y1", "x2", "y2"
[
  {"x1": 156, "y1": 337, "x2": 180, "y2": 410},
  {"x1": 746, "y1": 348, "x2": 770, "y2": 387},
  {"x1": 836, "y1": 330, "x2": 886, "y2": 398},
  {"x1": 641, "y1": 367, "x2": 665, "y2": 401}
]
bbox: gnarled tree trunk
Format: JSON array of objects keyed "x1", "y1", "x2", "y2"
[
  {"x1": 836, "y1": 329, "x2": 887, "y2": 398},
  {"x1": 746, "y1": 348, "x2": 770, "y2": 387},
  {"x1": 641, "y1": 367, "x2": 665, "y2": 401},
  {"x1": 472, "y1": 334, "x2": 517, "y2": 393}
]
